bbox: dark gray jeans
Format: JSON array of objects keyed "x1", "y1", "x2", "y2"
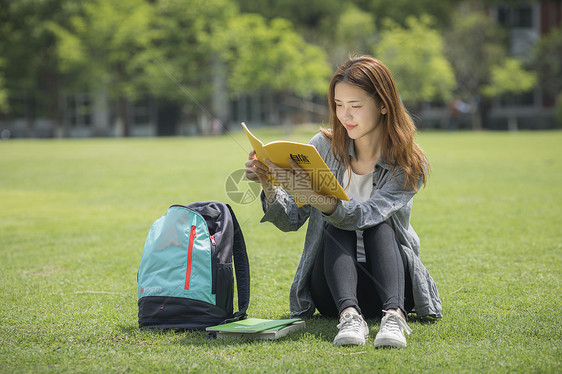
[{"x1": 310, "y1": 222, "x2": 414, "y2": 319}]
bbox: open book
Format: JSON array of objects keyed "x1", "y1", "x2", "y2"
[
  {"x1": 206, "y1": 318, "x2": 305, "y2": 340},
  {"x1": 242, "y1": 122, "x2": 349, "y2": 206}
]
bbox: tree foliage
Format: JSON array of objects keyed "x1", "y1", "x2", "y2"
[
  {"x1": 48, "y1": 0, "x2": 155, "y2": 99},
  {"x1": 48, "y1": 0, "x2": 330, "y2": 105},
  {"x1": 0, "y1": 0, "x2": 80, "y2": 120},
  {"x1": 332, "y1": 4, "x2": 376, "y2": 60},
  {"x1": 374, "y1": 16, "x2": 456, "y2": 104},
  {"x1": 139, "y1": 0, "x2": 238, "y2": 103},
  {"x1": 236, "y1": 0, "x2": 344, "y2": 29},
  {"x1": 355, "y1": 0, "x2": 463, "y2": 28},
  {"x1": 47, "y1": 0, "x2": 157, "y2": 135},
  {"x1": 482, "y1": 57, "x2": 537, "y2": 131},
  {"x1": 482, "y1": 58, "x2": 536, "y2": 97},
  {"x1": 216, "y1": 15, "x2": 331, "y2": 97},
  {"x1": 444, "y1": 12, "x2": 507, "y2": 100},
  {"x1": 237, "y1": 0, "x2": 465, "y2": 35}
]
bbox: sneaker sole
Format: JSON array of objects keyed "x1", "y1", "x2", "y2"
[
  {"x1": 333, "y1": 335, "x2": 367, "y2": 346},
  {"x1": 374, "y1": 336, "x2": 406, "y2": 348}
]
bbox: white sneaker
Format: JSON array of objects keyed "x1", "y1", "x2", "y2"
[
  {"x1": 374, "y1": 310, "x2": 412, "y2": 348},
  {"x1": 333, "y1": 309, "x2": 369, "y2": 346}
]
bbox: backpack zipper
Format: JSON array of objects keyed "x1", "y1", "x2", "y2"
[{"x1": 184, "y1": 225, "x2": 196, "y2": 290}]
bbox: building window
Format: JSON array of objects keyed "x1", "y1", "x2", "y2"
[
  {"x1": 497, "y1": 5, "x2": 534, "y2": 28},
  {"x1": 65, "y1": 93, "x2": 92, "y2": 127},
  {"x1": 498, "y1": 92, "x2": 535, "y2": 107},
  {"x1": 132, "y1": 96, "x2": 152, "y2": 125}
]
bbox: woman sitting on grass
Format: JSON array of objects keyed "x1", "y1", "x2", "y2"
[{"x1": 244, "y1": 56, "x2": 442, "y2": 348}]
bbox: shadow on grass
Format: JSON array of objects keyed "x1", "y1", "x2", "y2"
[
  {"x1": 116, "y1": 316, "x2": 338, "y2": 346},
  {"x1": 116, "y1": 313, "x2": 438, "y2": 346},
  {"x1": 406, "y1": 314, "x2": 440, "y2": 324},
  {"x1": 183, "y1": 316, "x2": 337, "y2": 346}
]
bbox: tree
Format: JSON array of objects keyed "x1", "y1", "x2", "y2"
[
  {"x1": 332, "y1": 4, "x2": 376, "y2": 62},
  {"x1": 236, "y1": 0, "x2": 344, "y2": 30},
  {"x1": 482, "y1": 58, "x2": 536, "y2": 131},
  {"x1": 216, "y1": 15, "x2": 331, "y2": 96},
  {"x1": 137, "y1": 0, "x2": 239, "y2": 133},
  {"x1": 141, "y1": 0, "x2": 238, "y2": 102},
  {"x1": 444, "y1": 11, "x2": 507, "y2": 129},
  {"x1": 237, "y1": 0, "x2": 465, "y2": 40},
  {"x1": 374, "y1": 16, "x2": 456, "y2": 110},
  {"x1": 215, "y1": 14, "x2": 332, "y2": 125},
  {"x1": 49, "y1": 0, "x2": 156, "y2": 136},
  {"x1": 0, "y1": 0, "x2": 80, "y2": 136},
  {"x1": 356, "y1": 0, "x2": 464, "y2": 28}
]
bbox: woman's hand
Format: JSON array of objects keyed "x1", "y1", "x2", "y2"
[
  {"x1": 245, "y1": 150, "x2": 270, "y2": 185},
  {"x1": 245, "y1": 150, "x2": 277, "y2": 205}
]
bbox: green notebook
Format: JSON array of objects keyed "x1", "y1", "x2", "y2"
[{"x1": 206, "y1": 318, "x2": 302, "y2": 334}]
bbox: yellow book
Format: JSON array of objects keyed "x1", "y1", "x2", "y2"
[{"x1": 242, "y1": 122, "x2": 349, "y2": 206}]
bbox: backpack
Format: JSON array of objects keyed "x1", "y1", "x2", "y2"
[{"x1": 137, "y1": 201, "x2": 250, "y2": 330}]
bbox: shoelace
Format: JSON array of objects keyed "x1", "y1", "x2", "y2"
[
  {"x1": 380, "y1": 310, "x2": 412, "y2": 335},
  {"x1": 337, "y1": 312, "x2": 365, "y2": 333}
]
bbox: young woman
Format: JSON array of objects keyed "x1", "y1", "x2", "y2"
[{"x1": 245, "y1": 56, "x2": 442, "y2": 348}]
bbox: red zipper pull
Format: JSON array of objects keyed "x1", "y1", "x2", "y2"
[
  {"x1": 210, "y1": 235, "x2": 216, "y2": 246},
  {"x1": 185, "y1": 225, "x2": 196, "y2": 291}
]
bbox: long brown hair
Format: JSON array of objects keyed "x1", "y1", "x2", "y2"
[{"x1": 321, "y1": 56, "x2": 429, "y2": 191}]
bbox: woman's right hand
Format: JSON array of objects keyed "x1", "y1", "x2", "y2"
[
  {"x1": 245, "y1": 150, "x2": 277, "y2": 205},
  {"x1": 245, "y1": 150, "x2": 270, "y2": 185}
]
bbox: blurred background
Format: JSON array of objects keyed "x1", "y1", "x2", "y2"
[{"x1": 0, "y1": 0, "x2": 560, "y2": 138}]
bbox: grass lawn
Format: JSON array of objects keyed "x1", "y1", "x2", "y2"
[{"x1": 1, "y1": 127, "x2": 560, "y2": 373}]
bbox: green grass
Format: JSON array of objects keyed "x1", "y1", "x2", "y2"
[{"x1": 1, "y1": 128, "x2": 560, "y2": 373}]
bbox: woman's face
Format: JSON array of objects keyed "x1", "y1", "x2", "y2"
[{"x1": 334, "y1": 81, "x2": 385, "y2": 140}]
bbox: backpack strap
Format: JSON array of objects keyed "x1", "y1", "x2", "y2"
[
  {"x1": 226, "y1": 203, "x2": 250, "y2": 320},
  {"x1": 184, "y1": 201, "x2": 250, "y2": 322}
]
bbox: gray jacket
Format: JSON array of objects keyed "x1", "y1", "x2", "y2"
[{"x1": 260, "y1": 131, "x2": 442, "y2": 318}]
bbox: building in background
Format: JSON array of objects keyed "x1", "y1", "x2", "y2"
[{"x1": 485, "y1": 0, "x2": 561, "y2": 130}]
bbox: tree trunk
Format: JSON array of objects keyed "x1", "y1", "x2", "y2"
[
  {"x1": 211, "y1": 57, "x2": 228, "y2": 134},
  {"x1": 118, "y1": 97, "x2": 130, "y2": 137},
  {"x1": 26, "y1": 93, "x2": 36, "y2": 138},
  {"x1": 55, "y1": 93, "x2": 66, "y2": 138},
  {"x1": 471, "y1": 103, "x2": 483, "y2": 130},
  {"x1": 507, "y1": 97, "x2": 518, "y2": 131},
  {"x1": 267, "y1": 90, "x2": 280, "y2": 126}
]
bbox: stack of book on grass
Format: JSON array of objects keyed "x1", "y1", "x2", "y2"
[{"x1": 206, "y1": 318, "x2": 305, "y2": 340}]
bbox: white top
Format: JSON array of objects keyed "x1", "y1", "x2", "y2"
[{"x1": 343, "y1": 168, "x2": 374, "y2": 262}]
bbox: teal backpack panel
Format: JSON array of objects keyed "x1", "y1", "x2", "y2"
[{"x1": 138, "y1": 206, "x2": 215, "y2": 305}]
